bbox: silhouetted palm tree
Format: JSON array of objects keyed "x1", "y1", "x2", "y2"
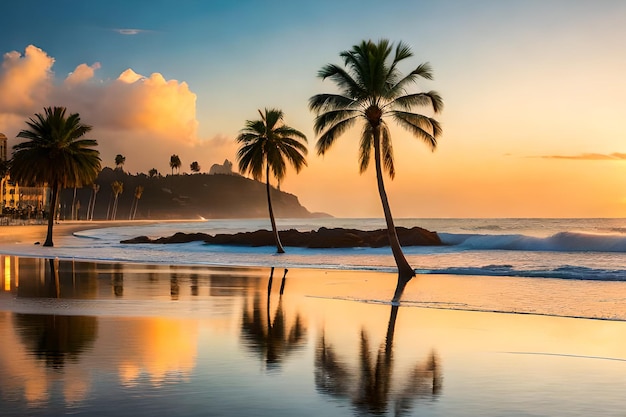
[
  {"x1": 190, "y1": 161, "x2": 200, "y2": 173},
  {"x1": 87, "y1": 183, "x2": 100, "y2": 220},
  {"x1": 114, "y1": 154, "x2": 126, "y2": 170},
  {"x1": 148, "y1": 168, "x2": 158, "y2": 178},
  {"x1": 170, "y1": 154, "x2": 181, "y2": 175},
  {"x1": 110, "y1": 180, "x2": 123, "y2": 220},
  {"x1": 11, "y1": 107, "x2": 101, "y2": 246},
  {"x1": 309, "y1": 39, "x2": 443, "y2": 301},
  {"x1": 129, "y1": 185, "x2": 144, "y2": 220},
  {"x1": 236, "y1": 108, "x2": 308, "y2": 253}
]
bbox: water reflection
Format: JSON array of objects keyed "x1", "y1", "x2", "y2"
[
  {"x1": 241, "y1": 267, "x2": 307, "y2": 370},
  {"x1": 13, "y1": 313, "x2": 98, "y2": 369},
  {"x1": 316, "y1": 305, "x2": 441, "y2": 415}
]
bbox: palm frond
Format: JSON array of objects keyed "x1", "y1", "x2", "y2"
[
  {"x1": 308, "y1": 94, "x2": 357, "y2": 113},
  {"x1": 318, "y1": 63, "x2": 362, "y2": 98},
  {"x1": 313, "y1": 109, "x2": 359, "y2": 135},
  {"x1": 358, "y1": 125, "x2": 373, "y2": 174},
  {"x1": 315, "y1": 116, "x2": 358, "y2": 156},
  {"x1": 392, "y1": 111, "x2": 441, "y2": 150},
  {"x1": 390, "y1": 91, "x2": 444, "y2": 113},
  {"x1": 274, "y1": 126, "x2": 308, "y2": 142},
  {"x1": 381, "y1": 123, "x2": 395, "y2": 179}
]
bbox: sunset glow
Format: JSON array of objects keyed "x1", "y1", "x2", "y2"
[{"x1": 1, "y1": 1, "x2": 625, "y2": 217}]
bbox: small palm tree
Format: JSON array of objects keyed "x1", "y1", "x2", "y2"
[
  {"x1": 236, "y1": 108, "x2": 308, "y2": 253},
  {"x1": 190, "y1": 161, "x2": 200, "y2": 173},
  {"x1": 148, "y1": 168, "x2": 158, "y2": 178},
  {"x1": 11, "y1": 107, "x2": 101, "y2": 246},
  {"x1": 129, "y1": 185, "x2": 144, "y2": 220},
  {"x1": 169, "y1": 154, "x2": 181, "y2": 175},
  {"x1": 87, "y1": 183, "x2": 100, "y2": 220},
  {"x1": 110, "y1": 180, "x2": 123, "y2": 220},
  {"x1": 310, "y1": 39, "x2": 443, "y2": 301},
  {"x1": 114, "y1": 154, "x2": 126, "y2": 171}
]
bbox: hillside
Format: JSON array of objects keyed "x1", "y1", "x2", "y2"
[{"x1": 59, "y1": 168, "x2": 326, "y2": 220}]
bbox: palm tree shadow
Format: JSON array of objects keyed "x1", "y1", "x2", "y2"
[
  {"x1": 315, "y1": 305, "x2": 442, "y2": 415},
  {"x1": 240, "y1": 268, "x2": 306, "y2": 370}
]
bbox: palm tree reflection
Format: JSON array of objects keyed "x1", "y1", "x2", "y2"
[
  {"x1": 13, "y1": 314, "x2": 98, "y2": 369},
  {"x1": 315, "y1": 305, "x2": 442, "y2": 415},
  {"x1": 240, "y1": 268, "x2": 306, "y2": 370}
]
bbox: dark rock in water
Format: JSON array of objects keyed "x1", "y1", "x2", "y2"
[
  {"x1": 120, "y1": 235, "x2": 153, "y2": 244},
  {"x1": 121, "y1": 226, "x2": 442, "y2": 247},
  {"x1": 154, "y1": 232, "x2": 211, "y2": 244}
]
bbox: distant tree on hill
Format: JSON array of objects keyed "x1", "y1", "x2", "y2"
[
  {"x1": 309, "y1": 39, "x2": 443, "y2": 301},
  {"x1": 190, "y1": 161, "x2": 200, "y2": 173},
  {"x1": 148, "y1": 168, "x2": 159, "y2": 178},
  {"x1": 115, "y1": 154, "x2": 125, "y2": 171},
  {"x1": 11, "y1": 106, "x2": 101, "y2": 246},
  {"x1": 170, "y1": 154, "x2": 181, "y2": 175},
  {"x1": 236, "y1": 108, "x2": 308, "y2": 254}
]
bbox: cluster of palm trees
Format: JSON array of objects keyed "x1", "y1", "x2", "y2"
[{"x1": 9, "y1": 39, "x2": 443, "y2": 300}]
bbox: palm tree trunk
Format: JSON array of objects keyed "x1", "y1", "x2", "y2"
[
  {"x1": 90, "y1": 191, "x2": 98, "y2": 220},
  {"x1": 129, "y1": 198, "x2": 135, "y2": 220},
  {"x1": 133, "y1": 198, "x2": 139, "y2": 220},
  {"x1": 266, "y1": 163, "x2": 284, "y2": 253},
  {"x1": 112, "y1": 196, "x2": 118, "y2": 220},
  {"x1": 71, "y1": 187, "x2": 77, "y2": 220},
  {"x1": 372, "y1": 131, "x2": 415, "y2": 301},
  {"x1": 44, "y1": 183, "x2": 59, "y2": 247}
]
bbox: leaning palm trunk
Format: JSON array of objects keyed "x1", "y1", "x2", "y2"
[
  {"x1": 373, "y1": 132, "x2": 415, "y2": 301},
  {"x1": 132, "y1": 198, "x2": 139, "y2": 220},
  {"x1": 266, "y1": 164, "x2": 284, "y2": 253},
  {"x1": 44, "y1": 183, "x2": 59, "y2": 247}
]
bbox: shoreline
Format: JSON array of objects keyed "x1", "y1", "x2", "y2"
[{"x1": 0, "y1": 219, "x2": 201, "y2": 245}]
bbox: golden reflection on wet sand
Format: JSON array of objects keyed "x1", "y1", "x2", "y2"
[{"x1": 1, "y1": 255, "x2": 626, "y2": 416}]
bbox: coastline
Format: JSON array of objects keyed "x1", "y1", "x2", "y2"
[{"x1": 0, "y1": 219, "x2": 196, "y2": 245}]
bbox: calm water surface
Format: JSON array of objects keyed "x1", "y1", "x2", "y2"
[{"x1": 1, "y1": 256, "x2": 626, "y2": 416}]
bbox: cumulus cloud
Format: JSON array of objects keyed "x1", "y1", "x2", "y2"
[
  {"x1": 541, "y1": 153, "x2": 626, "y2": 160},
  {"x1": 0, "y1": 45, "x2": 54, "y2": 114},
  {"x1": 65, "y1": 62, "x2": 101, "y2": 85},
  {"x1": 0, "y1": 45, "x2": 216, "y2": 173}
]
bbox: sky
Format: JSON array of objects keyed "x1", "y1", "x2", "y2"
[{"x1": 1, "y1": 0, "x2": 625, "y2": 218}]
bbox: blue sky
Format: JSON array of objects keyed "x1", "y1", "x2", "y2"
[{"x1": 1, "y1": 1, "x2": 626, "y2": 217}]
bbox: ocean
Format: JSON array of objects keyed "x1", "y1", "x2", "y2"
[{"x1": 22, "y1": 217, "x2": 626, "y2": 281}]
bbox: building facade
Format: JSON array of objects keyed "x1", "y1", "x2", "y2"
[{"x1": 0, "y1": 133, "x2": 48, "y2": 215}]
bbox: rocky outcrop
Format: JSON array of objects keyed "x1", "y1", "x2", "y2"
[{"x1": 121, "y1": 226, "x2": 442, "y2": 247}]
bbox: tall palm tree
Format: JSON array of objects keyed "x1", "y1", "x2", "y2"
[
  {"x1": 169, "y1": 154, "x2": 181, "y2": 175},
  {"x1": 309, "y1": 39, "x2": 443, "y2": 301},
  {"x1": 11, "y1": 107, "x2": 101, "y2": 246},
  {"x1": 236, "y1": 108, "x2": 308, "y2": 253},
  {"x1": 114, "y1": 154, "x2": 125, "y2": 171}
]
